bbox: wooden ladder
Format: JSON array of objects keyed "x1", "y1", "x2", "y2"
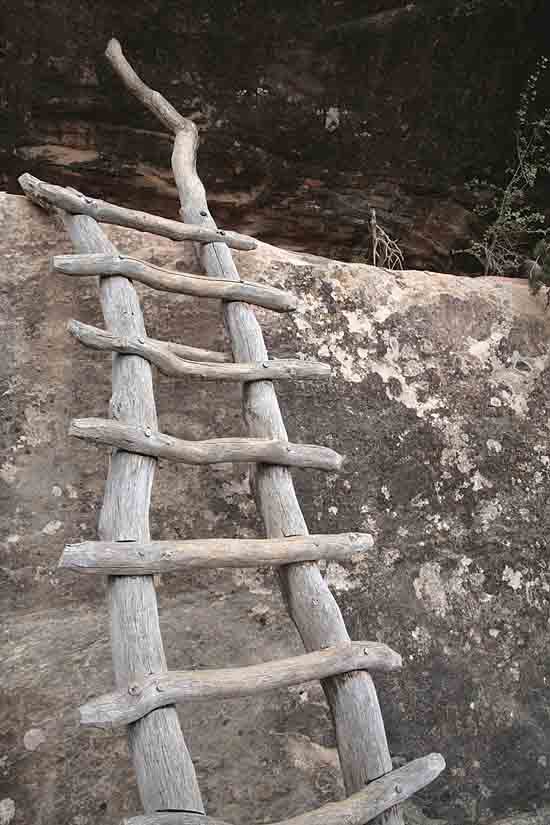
[{"x1": 19, "y1": 39, "x2": 445, "y2": 825}]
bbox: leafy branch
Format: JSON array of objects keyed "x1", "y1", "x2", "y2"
[{"x1": 462, "y1": 55, "x2": 550, "y2": 279}]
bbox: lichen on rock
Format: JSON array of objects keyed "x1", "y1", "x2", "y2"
[{"x1": 2, "y1": 193, "x2": 550, "y2": 823}]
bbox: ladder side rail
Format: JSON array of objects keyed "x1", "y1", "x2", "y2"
[
  {"x1": 105, "y1": 39, "x2": 404, "y2": 825},
  {"x1": 175, "y1": 134, "x2": 402, "y2": 825},
  {"x1": 59, "y1": 210, "x2": 203, "y2": 813}
]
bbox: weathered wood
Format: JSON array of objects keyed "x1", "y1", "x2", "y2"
[
  {"x1": 155, "y1": 339, "x2": 231, "y2": 363},
  {"x1": 60, "y1": 532, "x2": 374, "y2": 574},
  {"x1": 106, "y1": 38, "x2": 190, "y2": 132},
  {"x1": 125, "y1": 815, "x2": 223, "y2": 825},
  {"x1": 125, "y1": 816, "x2": 222, "y2": 825},
  {"x1": 173, "y1": 94, "x2": 405, "y2": 825},
  {"x1": 106, "y1": 38, "x2": 406, "y2": 824},
  {"x1": 70, "y1": 418, "x2": 345, "y2": 471},
  {"x1": 44, "y1": 208, "x2": 204, "y2": 812},
  {"x1": 54, "y1": 253, "x2": 297, "y2": 312},
  {"x1": 123, "y1": 754, "x2": 445, "y2": 825},
  {"x1": 68, "y1": 320, "x2": 329, "y2": 381},
  {"x1": 80, "y1": 642, "x2": 402, "y2": 729},
  {"x1": 18, "y1": 172, "x2": 256, "y2": 250}
]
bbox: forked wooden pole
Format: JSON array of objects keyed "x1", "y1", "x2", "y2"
[
  {"x1": 69, "y1": 417, "x2": 344, "y2": 471},
  {"x1": 52, "y1": 211, "x2": 203, "y2": 813},
  {"x1": 68, "y1": 320, "x2": 330, "y2": 382},
  {"x1": 69, "y1": 320, "x2": 233, "y2": 370},
  {"x1": 106, "y1": 38, "x2": 416, "y2": 825},
  {"x1": 156, "y1": 338, "x2": 231, "y2": 363}
]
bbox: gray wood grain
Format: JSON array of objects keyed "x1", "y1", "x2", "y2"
[
  {"x1": 54, "y1": 253, "x2": 296, "y2": 312},
  {"x1": 80, "y1": 642, "x2": 402, "y2": 728},
  {"x1": 68, "y1": 319, "x2": 329, "y2": 381},
  {"x1": 156, "y1": 338, "x2": 231, "y2": 363},
  {"x1": 60, "y1": 532, "x2": 374, "y2": 574},
  {"x1": 173, "y1": 109, "x2": 406, "y2": 825},
  {"x1": 18, "y1": 172, "x2": 256, "y2": 250},
  {"x1": 123, "y1": 754, "x2": 445, "y2": 825},
  {"x1": 70, "y1": 417, "x2": 345, "y2": 471},
  {"x1": 56, "y1": 210, "x2": 204, "y2": 813},
  {"x1": 105, "y1": 37, "x2": 445, "y2": 825},
  {"x1": 125, "y1": 815, "x2": 223, "y2": 825}
]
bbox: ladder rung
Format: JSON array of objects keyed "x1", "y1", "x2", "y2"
[
  {"x1": 60, "y1": 533, "x2": 374, "y2": 574},
  {"x1": 124, "y1": 817, "x2": 221, "y2": 825},
  {"x1": 122, "y1": 753, "x2": 445, "y2": 825},
  {"x1": 69, "y1": 418, "x2": 345, "y2": 472},
  {"x1": 154, "y1": 340, "x2": 232, "y2": 363},
  {"x1": 53, "y1": 253, "x2": 297, "y2": 313},
  {"x1": 18, "y1": 173, "x2": 257, "y2": 250},
  {"x1": 68, "y1": 320, "x2": 330, "y2": 382},
  {"x1": 80, "y1": 642, "x2": 402, "y2": 729}
]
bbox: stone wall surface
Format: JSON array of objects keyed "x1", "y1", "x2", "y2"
[
  {"x1": 1, "y1": 193, "x2": 550, "y2": 825},
  {"x1": 1, "y1": 1, "x2": 548, "y2": 271}
]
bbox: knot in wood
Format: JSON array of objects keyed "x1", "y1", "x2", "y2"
[
  {"x1": 128, "y1": 683, "x2": 142, "y2": 696},
  {"x1": 144, "y1": 426, "x2": 152, "y2": 437},
  {"x1": 156, "y1": 682, "x2": 165, "y2": 693},
  {"x1": 363, "y1": 646, "x2": 370, "y2": 655},
  {"x1": 137, "y1": 336, "x2": 145, "y2": 344},
  {"x1": 199, "y1": 210, "x2": 208, "y2": 217},
  {"x1": 394, "y1": 784, "x2": 403, "y2": 794}
]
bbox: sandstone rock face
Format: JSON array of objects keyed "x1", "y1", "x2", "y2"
[
  {"x1": 1, "y1": 193, "x2": 550, "y2": 825},
  {"x1": 0, "y1": 1, "x2": 546, "y2": 271}
]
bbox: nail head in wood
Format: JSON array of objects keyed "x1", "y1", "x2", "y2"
[
  {"x1": 54, "y1": 253, "x2": 296, "y2": 313},
  {"x1": 80, "y1": 641, "x2": 402, "y2": 729},
  {"x1": 67, "y1": 319, "x2": 329, "y2": 383},
  {"x1": 122, "y1": 753, "x2": 445, "y2": 825},
  {"x1": 70, "y1": 417, "x2": 344, "y2": 472},
  {"x1": 18, "y1": 173, "x2": 257, "y2": 251}
]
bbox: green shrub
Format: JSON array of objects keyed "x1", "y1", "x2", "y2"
[{"x1": 463, "y1": 56, "x2": 550, "y2": 277}]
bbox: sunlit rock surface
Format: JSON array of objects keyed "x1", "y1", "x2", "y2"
[{"x1": 1, "y1": 193, "x2": 550, "y2": 824}]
